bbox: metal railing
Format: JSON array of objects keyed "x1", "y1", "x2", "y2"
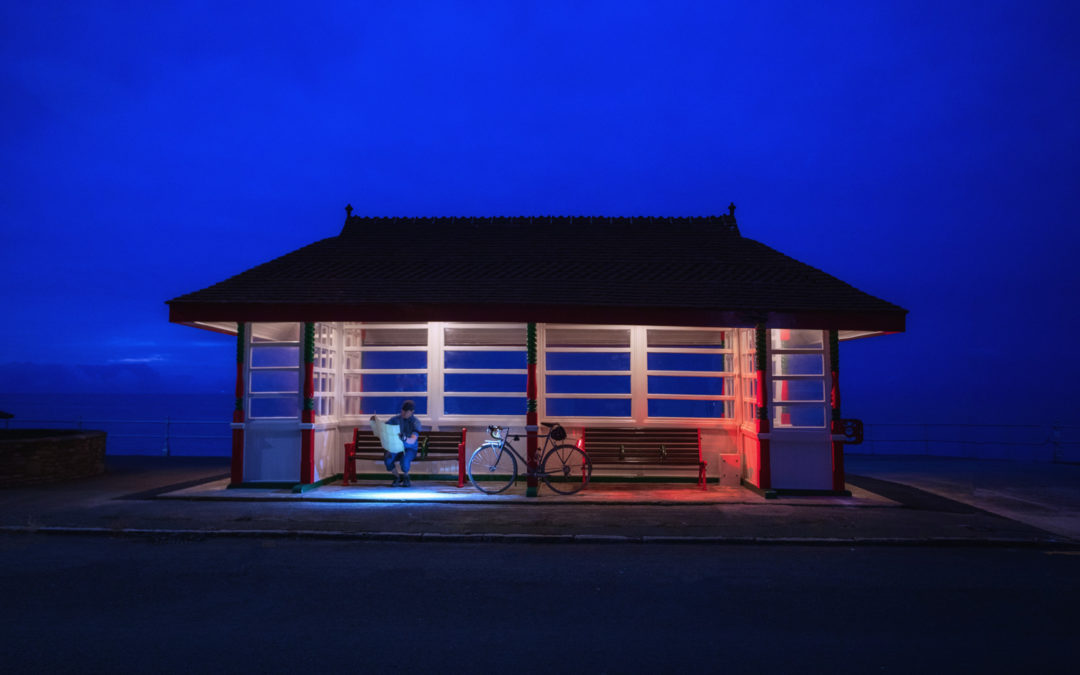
[
  {"x1": 858, "y1": 422, "x2": 1080, "y2": 463},
  {"x1": 1, "y1": 417, "x2": 231, "y2": 456}
]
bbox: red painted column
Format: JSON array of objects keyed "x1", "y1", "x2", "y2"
[
  {"x1": 230, "y1": 322, "x2": 246, "y2": 486},
  {"x1": 829, "y1": 329, "x2": 844, "y2": 492},
  {"x1": 755, "y1": 324, "x2": 771, "y2": 489},
  {"x1": 300, "y1": 322, "x2": 316, "y2": 485}
]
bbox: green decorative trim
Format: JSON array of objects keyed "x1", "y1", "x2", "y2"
[
  {"x1": 829, "y1": 329, "x2": 839, "y2": 372},
  {"x1": 235, "y1": 323, "x2": 245, "y2": 412},
  {"x1": 526, "y1": 485, "x2": 539, "y2": 498},
  {"x1": 348, "y1": 472, "x2": 479, "y2": 482},
  {"x1": 740, "y1": 479, "x2": 778, "y2": 499},
  {"x1": 227, "y1": 481, "x2": 297, "y2": 490},
  {"x1": 754, "y1": 323, "x2": 767, "y2": 372},
  {"x1": 829, "y1": 329, "x2": 840, "y2": 418},
  {"x1": 292, "y1": 473, "x2": 342, "y2": 493},
  {"x1": 526, "y1": 322, "x2": 537, "y2": 365},
  {"x1": 303, "y1": 322, "x2": 316, "y2": 363},
  {"x1": 742, "y1": 479, "x2": 851, "y2": 498},
  {"x1": 303, "y1": 398, "x2": 315, "y2": 411},
  {"x1": 527, "y1": 399, "x2": 538, "y2": 413},
  {"x1": 343, "y1": 472, "x2": 720, "y2": 485}
]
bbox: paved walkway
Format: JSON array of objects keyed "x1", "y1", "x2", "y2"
[
  {"x1": 0, "y1": 455, "x2": 1077, "y2": 546},
  {"x1": 845, "y1": 455, "x2": 1080, "y2": 541}
]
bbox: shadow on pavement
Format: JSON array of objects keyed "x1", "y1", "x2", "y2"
[{"x1": 847, "y1": 474, "x2": 983, "y2": 514}]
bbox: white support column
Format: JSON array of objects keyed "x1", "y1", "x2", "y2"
[{"x1": 428, "y1": 321, "x2": 445, "y2": 427}]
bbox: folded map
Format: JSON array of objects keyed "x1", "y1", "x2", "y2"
[{"x1": 370, "y1": 417, "x2": 404, "y2": 454}]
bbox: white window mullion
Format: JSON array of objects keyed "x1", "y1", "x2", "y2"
[
  {"x1": 429, "y1": 321, "x2": 444, "y2": 425},
  {"x1": 538, "y1": 323, "x2": 547, "y2": 421},
  {"x1": 631, "y1": 326, "x2": 647, "y2": 423}
]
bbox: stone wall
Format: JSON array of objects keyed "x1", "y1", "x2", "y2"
[{"x1": 0, "y1": 430, "x2": 107, "y2": 487}]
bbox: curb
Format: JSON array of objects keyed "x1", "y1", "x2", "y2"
[{"x1": 1, "y1": 525, "x2": 1076, "y2": 549}]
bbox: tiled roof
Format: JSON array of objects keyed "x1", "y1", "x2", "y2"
[{"x1": 167, "y1": 215, "x2": 907, "y2": 331}]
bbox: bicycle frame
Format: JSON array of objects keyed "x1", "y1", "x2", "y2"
[{"x1": 483, "y1": 426, "x2": 556, "y2": 477}]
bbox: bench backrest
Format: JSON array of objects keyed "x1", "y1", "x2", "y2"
[
  {"x1": 582, "y1": 427, "x2": 701, "y2": 465},
  {"x1": 350, "y1": 427, "x2": 466, "y2": 457}
]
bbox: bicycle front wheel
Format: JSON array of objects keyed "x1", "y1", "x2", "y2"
[
  {"x1": 467, "y1": 444, "x2": 518, "y2": 494},
  {"x1": 541, "y1": 445, "x2": 592, "y2": 495}
]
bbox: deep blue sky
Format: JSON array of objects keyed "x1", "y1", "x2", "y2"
[{"x1": 2, "y1": 1, "x2": 1078, "y2": 424}]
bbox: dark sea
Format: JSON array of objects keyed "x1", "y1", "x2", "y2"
[{"x1": 0, "y1": 392, "x2": 235, "y2": 456}]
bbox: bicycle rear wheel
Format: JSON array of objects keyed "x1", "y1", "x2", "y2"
[
  {"x1": 467, "y1": 444, "x2": 518, "y2": 494},
  {"x1": 541, "y1": 445, "x2": 592, "y2": 495}
]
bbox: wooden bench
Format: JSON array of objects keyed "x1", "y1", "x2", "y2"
[
  {"x1": 581, "y1": 427, "x2": 706, "y2": 490},
  {"x1": 342, "y1": 427, "x2": 467, "y2": 486}
]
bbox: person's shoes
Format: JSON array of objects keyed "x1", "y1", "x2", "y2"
[
  {"x1": 402, "y1": 474, "x2": 412, "y2": 488},
  {"x1": 391, "y1": 476, "x2": 402, "y2": 487}
]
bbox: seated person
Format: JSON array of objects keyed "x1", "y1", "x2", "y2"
[{"x1": 370, "y1": 399, "x2": 421, "y2": 487}]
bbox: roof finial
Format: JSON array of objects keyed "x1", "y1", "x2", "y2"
[
  {"x1": 728, "y1": 202, "x2": 736, "y2": 218},
  {"x1": 345, "y1": 203, "x2": 353, "y2": 218}
]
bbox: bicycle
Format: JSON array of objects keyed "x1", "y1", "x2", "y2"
[{"x1": 466, "y1": 422, "x2": 592, "y2": 495}]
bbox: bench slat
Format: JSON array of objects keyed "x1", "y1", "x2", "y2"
[
  {"x1": 582, "y1": 427, "x2": 703, "y2": 468},
  {"x1": 343, "y1": 428, "x2": 468, "y2": 486}
]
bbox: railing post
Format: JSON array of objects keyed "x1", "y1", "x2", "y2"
[{"x1": 162, "y1": 417, "x2": 171, "y2": 457}]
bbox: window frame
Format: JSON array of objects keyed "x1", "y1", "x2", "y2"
[
  {"x1": 768, "y1": 329, "x2": 831, "y2": 431},
  {"x1": 246, "y1": 323, "x2": 302, "y2": 421}
]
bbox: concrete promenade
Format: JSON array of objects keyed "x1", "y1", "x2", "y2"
[{"x1": 1, "y1": 454, "x2": 1077, "y2": 546}]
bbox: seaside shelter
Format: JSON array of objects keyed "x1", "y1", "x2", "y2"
[{"x1": 167, "y1": 206, "x2": 906, "y2": 495}]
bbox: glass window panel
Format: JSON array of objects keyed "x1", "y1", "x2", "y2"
[
  {"x1": 344, "y1": 374, "x2": 360, "y2": 393},
  {"x1": 546, "y1": 375, "x2": 631, "y2": 394},
  {"x1": 773, "y1": 379, "x2": 826, "y2": 402},
  {"x1": 444, "y1": 373, "x2": 526, "y2": 393},
  {"x1": 250, "y1": 370, "x2": 299, "y2": 393},
  {"x1": 356, "y1": 327, "x2": 428, "y2": 347},
  {"x1": 744, "y1": 354, "x2": 756, "y2": 372},
  {"x1": 360, "y1": 373, "x2": 427, "y2": 392},
  {"x1": 771, "y1": 353, "x2": 823, "y2": 376},
  {"x1": 648, "y1": 399, "x2": 732, "y2": 418},
  {"x1": 444, "y1": 396, "x2": 527, "y2": 415},
  {"x1": 545, "y1": 328, "x2": 630, "y2": 348},
  {"x1": 250, "y1": 346, "x2": 299, "y2": 368},
  {"x1": 771, "y1": 329, "x2": 824, "y2": 351},
  {"x1": 545, "y1": 352, "x2": 630, "y2": 371},
  {"x1": 646, "y1": 329, "x2": 726, "y2": 349},
  {"x1": 444, "y1": 326, "x2": 526, "y2": 346},
  {"x1": 545, "y1": 398, "x2": 631, "y2": 417},
  {"x1": 249, "y1": 396, "x2": 299, "y2": 418},
  {"x1": 445, "y1": 350, "x2": 525, "y2": 370},
  {"x1": 360, "y1": 351, "x2": 427, "y2": 369},
  {"x1": 773, "y1": 405, "x2": 826, "y2": 428},
  {"x1": 250, "y1": 323, "x2": 300, "y2": 343},
  {"x1": 344, "y1": 397, "x2": 360, "y2": 416},
  {"x1": 358, "y1": 396, "x2": 428, "y2": 415},
  {"x1": 647, "y1": 352, "x2": 732, "y2": 372},
  {"x1": 647, "y1": 375, "x2": 729, "y2": 396}
]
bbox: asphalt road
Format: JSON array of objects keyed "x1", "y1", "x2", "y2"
[{"x1": 1, "y1": 535, "x2": 1076, "y2": 673}]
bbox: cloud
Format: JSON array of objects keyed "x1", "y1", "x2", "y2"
[{"x1": 109, "y1": 355, "x2": 167, "y2": 364}]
